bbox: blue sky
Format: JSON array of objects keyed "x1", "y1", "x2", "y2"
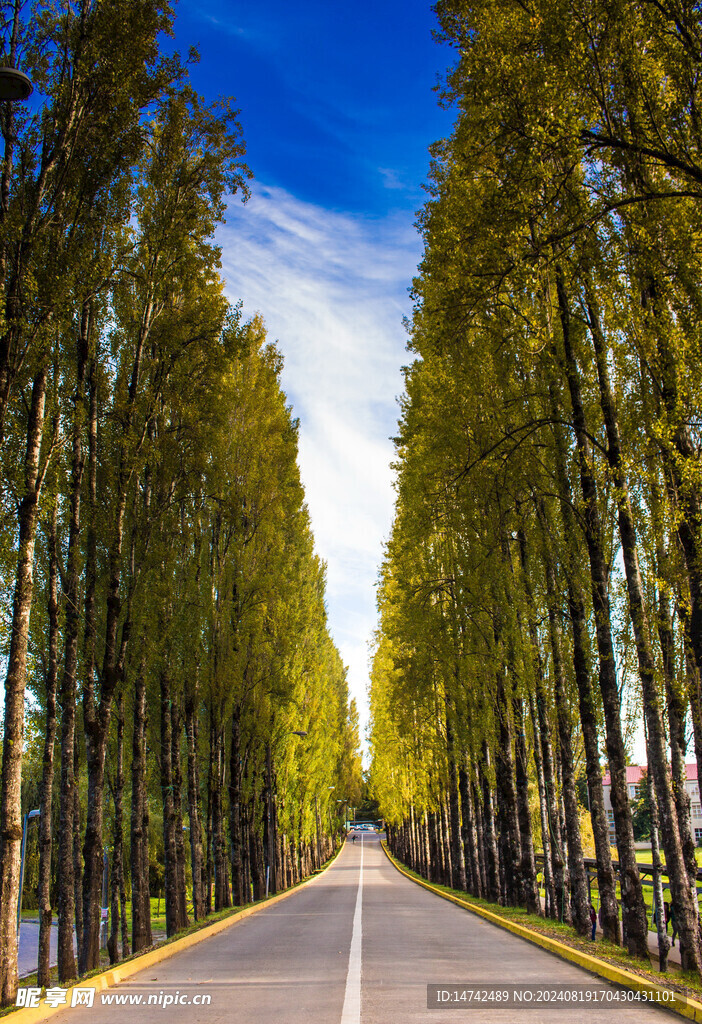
[
  {"x1": 177, "y1": 1, "x2": 451, "y2": 214},
  {"x1": 174, "y1": 0, "x2": 455, "y2": 749}
]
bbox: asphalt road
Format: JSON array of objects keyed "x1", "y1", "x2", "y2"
[{"x1": 38, "y1": 833, "x2": 677, "y2": 1023}]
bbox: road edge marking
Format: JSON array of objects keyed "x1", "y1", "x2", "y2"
[
  {"x1": 380, "y1": 841, "x2": 702, "y2": 1023},
  {"x1": 340, "y1": 834, "x2": 363, "y2": 1024},
  {"x1": 9, "y1": 845, "x2": 345, "y2": 1024}
]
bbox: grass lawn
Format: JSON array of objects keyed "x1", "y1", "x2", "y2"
[
  {"x1": 533, "y1": 846, "x2": 702, "y2": 923},
  {"x1": 21, "y1": 897, "x2": 169, "y2": 935},
  {"x1": 633, "y1": 848, "x2": 702, "y2": 867}
]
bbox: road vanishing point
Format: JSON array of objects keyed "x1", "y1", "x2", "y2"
[{"x1": 42, "y1": 833, "x2": 676, "y2": 1023}]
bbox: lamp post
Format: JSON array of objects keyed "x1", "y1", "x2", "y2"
[
  {"x1": 0, "y1": 67, "x2": 32, "y2": 101},
  {"x1": 336, "y1": 799, "x2": 348, "y2": 842},
  {"x1": 17, "y1": 809, "x2": 40, "y2": 939}
]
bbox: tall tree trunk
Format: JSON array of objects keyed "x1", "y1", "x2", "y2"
[
  {"x1": 185, "y1": 688, "x2": 205, "y2": 919},
  {"x1": 440, "y1": 799, "x2": 453, "y2": 887},
  {"x1": 250, "y1": 795, "x2": 264, "y2": 899},
  {"x1": 520, "y1": 527, "x2": 568, "y2": 921},
  {"x1": 547, "y1": 383, "x2": 620, "y2": 943},
  {"x1": 212, "y1": 720, "x2": 230, "y2": 910},
  {"x1": 446, "y1": 720, "x2": 466, "y2": 891},
  {"x1": 56, "y1": 316, "x2": 91, "y2": 982},
  {"x1": 494, "y1": 670, "x2": 522, "y2": 907},
  {"x1": 427, "y1": 810, "x2": 439, "y2": 883},
  {"x1": 205, "y1": 747, "x2": 214, "y2": 914},
  {"x1": 72, "y1": 744, "x2": 84, "y2": 960},
  {"x1": 228, "y1": 711, "x2": 244, "y2": 905},
  {"x1": 556, "y1": 274, "x2": 648, "y2": 957},
  {"x1": 0, "y1": 365, "x2": 48, "y2": 1004},
  {"x1": 37, "y1": 496, "x2": 59, "y2": 989},
  {"x1": 529, "y1": 691, "x2": 555, "y2": 917},
  {"x1": 130, "y1": 658, "x2": 152, "y2": 951},
  {"x1": 171, "y1": 697, "x2": 189, "y2": 930},
  {"x1": 160, "y1": 665, "x2": 179, "y2": 937},
  {"x1": 81, "y1": 292, "x2": 155, "y2": 972},
  {"x1": 655, "y1": 530, "x2": 698, "y2": 889},
  {"x1": 472, "y1": 777, "x2": 488, "y2": 898},
  {"x1": 108, "y1": 692, "x2": 127, "y2": 964},
  {"x1": 513, "y1": 695, "x2": 540, "y2": 914},
  {"x1": 480, "y1": 742, "x2": 501, "y2": 903},
  {"x1": 541, "y1": 538, "x2": 589, "y2": 934},
  {"x1": 407, "y1": 805, "x2": 417, "y2": 872},
  {"x1": 57, "y1": 697, "x2": 76, "y2": 983},
  {"x1": 640, "y1": 274, "x2": 702, "y2": 806},
  {"x1": 459, "y1": 761, "x2": 481, "y2": 897},
  {"x1": 645, "y1": 720, "x2": 670, "y2": 973},
  {"x1": 264, "y1": 742, "x2": 277, "y2": 895},
  {"x1": 585, "y1": 285, "x2": 700, "y2": 971}
]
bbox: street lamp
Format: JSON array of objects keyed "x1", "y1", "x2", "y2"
[
  {"x1": 17, "y1": 809, "x2": 40, "y2": 938},
  {"x1": 0, "y1": 67, "x2": 32, "y2": 101},
  {"x1": 291, "y1": 730, "x2": 307, "y2": 738}
]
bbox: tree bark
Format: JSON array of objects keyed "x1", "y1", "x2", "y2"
[
  {"x1": 264, "y1": 742, "x2": 277, "y2": 895},
  {"x1": 130, "y1": 658, "x2": 152, "y2": 952},
  {"x1": 37, "y1": 497, "x2": 59, "y2": 989},
  {"x1": 440, "y1": 799, "x2": 453, "y2": 887},
  {"x1": 645, "y1": 733, "x2": 670, "y2": 972},
  {"x1": 107, "y1": 692, "x2": 127, "y2": 964},
  {"x1": 585, "y1": 286, "x2": 699, "y2": 970},
  {"x1": 541, "y1": 536, "x2": 589, "y2": 935},
  {"x1": 519, "y1": 528, "x2": 567, "y2": 921},
  {"x1": 212, "y1": 718, "x2": 230, "y2": 909},
  {"x1": 655, "y1": 532, "x2": 698, "y2": 889},
  {"x1": 0, "y1": 366, "x2": 48, "y2": 1004},
  {"x1": 160, "y1": 664, "x2": 179, "y2": 938},
  {"x1": 185, "y1": 686, "x2": 205, "y2": 919},
  {"x1": 494, "y1": 669, "x2": 522, "y2": 907},
  {"x1": 556, "y1": 272, "x2": 648, "y2": 958},
  {"x1": 480, "y1": 742, "x2": 501, "y2": 903},
  {"x1": 171, "y1": 698, "x2": 189, "y2": 930},
  {"x1": 547, "y1": 380, "x2": 620, "y2": 942},
  {"x1": 446, "y1": 721, "x2": 467, "y2": 891},
  {"x1": 513, "y1": 695, "x2": 540, "y2": 914},
  {"x1": 72, "y1": 744, "x2": 84, "y2": 961},
  {"x1": 228, "y1": 711, "x2": 244, "y2": 905},
  {"x1": 472, "y1": 778, "x2": 488, "y2": 898},
  {"x1": 459, "y1": 761, "x2": 481, "y2": 897},
  {"x1": 529, "y1": 691, "x2": 555, "y2": 917},
  {"x1": 57, "y1": 307, "x2": 93, "y2": 983}
]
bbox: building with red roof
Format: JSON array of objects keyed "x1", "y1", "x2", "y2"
[{"x1": 601, "y1": 764, "x2": 700, "y2": 844}]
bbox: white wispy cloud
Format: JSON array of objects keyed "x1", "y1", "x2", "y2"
[{"x1": 217, "y1": 185, "x2": 420, "y2": 746}]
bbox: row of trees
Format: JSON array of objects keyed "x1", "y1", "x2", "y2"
[
  {"x1": 0, "y1": 0, "x2": 361, "y2": 1006},
  {"x1": 369, "y1": 0, "x2": 702, "y2": 977}
]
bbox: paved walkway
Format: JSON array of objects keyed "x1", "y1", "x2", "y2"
[
  {"x1": 17, "y1": 922, "x2": 74, "y2": 979},
  {"x1": 647, "y1": 928, "x2": 682, "y2": 965}
]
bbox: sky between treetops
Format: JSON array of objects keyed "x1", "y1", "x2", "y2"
[{"x1": 173, "y1": 0, "x2": 455, "y2": 751}]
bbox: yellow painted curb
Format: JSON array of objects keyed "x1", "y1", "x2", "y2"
[
  {"x1": 381, "y1": 841, "x2": 702, "y2": 1022},
  {"x1": 10, "y1": 845, "x2": 343, "y2": 1024}
]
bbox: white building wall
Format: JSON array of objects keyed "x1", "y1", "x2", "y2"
[{"x1": 601, "y1": 767, "x2": 701, "y2": 846}]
